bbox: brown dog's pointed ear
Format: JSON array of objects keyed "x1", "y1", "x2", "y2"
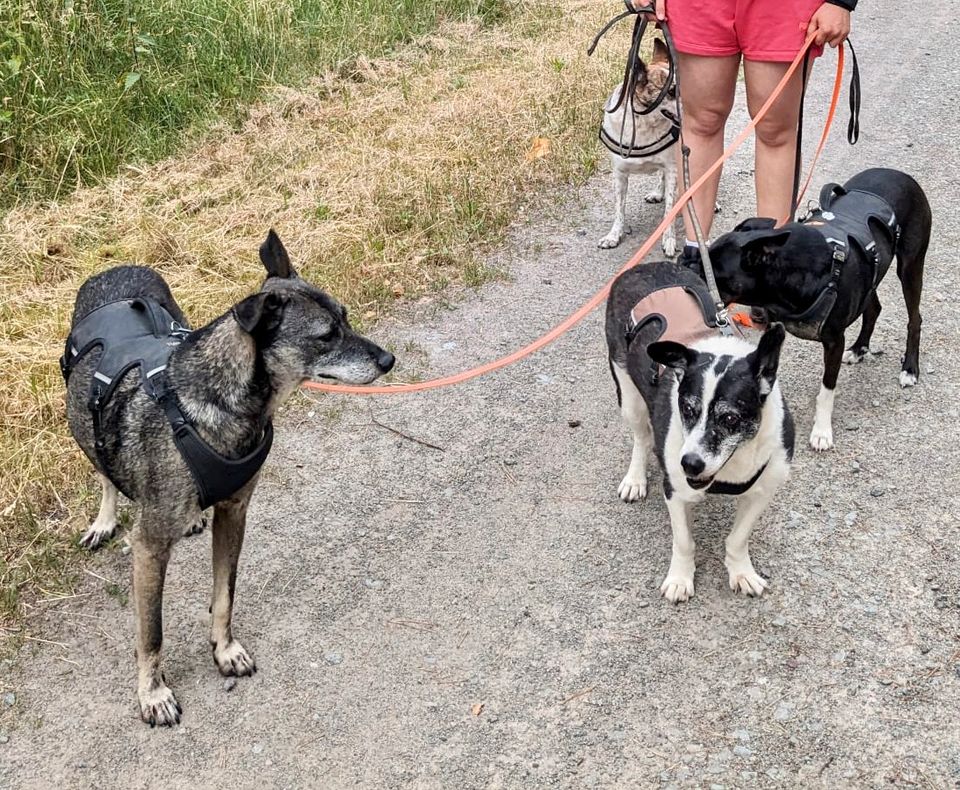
[
  {"x1": 233, "y1": 292, "x2": 288, "y2": 339},
  {"x1": 259, "y1": 229, "x2": 295, "y2": 279},
  {"x1": 651, "y1": 37, "x2": 670, "y2": 65}
]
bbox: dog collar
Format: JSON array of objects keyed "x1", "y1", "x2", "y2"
[{"x1": 702, "y1": 461, "x2": 768, "y2": 496}]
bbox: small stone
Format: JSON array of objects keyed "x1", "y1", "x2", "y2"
[
  {"x1": 637, "y1": 600, "x2": 650, "y2": 608},
  {"x1": 710, "y1": 784, "x2": 725, "y2": 790},
  {"x1": 772, "y1": 616, "x2": 787, "y2": 627},
  {"x1": 324, "y1": 651, "x2": 343, "y2": 665},
  {"x1": 0, "y1": 734, "x2": 8, "y2": 744},
  {"x1": 252, "y1": 743, "x2": 264, "y2": 755},
  {"x1": 121, "y1": 544, "x2": 132, "y2": 556},
  {"x1": 872, "y1": 399, "x2": 880, "y2": 407},
  {"x1": 850, "y1": 460, "x2": 861, "y2": 473},
  {"x1": 576, "y1": 229, "x2": 588, "y2": 237},
  {"x1": 844, "y1": 511, "x2": 858, "y2": 526},
  {"x1": 504, "y1": 457, "x2": 518, "y2": 466},
  {"x1": 733, "y1": 745, "x2": 752, "y2": 758},
  {"x1": 542, "y1": 278, "x2": 553, "y2": 285},
  {"x1": 222, "y1": 677, "x2": 237, "y2": 692},
  {"x1": 870, "y1": 487, "x2": 885, "y2": 497},
  {"x1": 774, "y1": 702, "x2": 794, "y2": 721},
  {"x1": 733, "y1": 729, "x2": 751, "y2": 742},
  {"x1": 309, "y1": 661, "x2": 319, "y2": 669},
  {"x1": 567, "y1": 419, "x2": 582, "y2": 428},
  {"x1": 363, "y1": 578, "x2": 384, "y2": 590},
  {"x1": 2, "y1": 693, "x2": 14, "y2": 707},
  {"x1": 785, "y1": 658, "x2": 799, "y2": 670},
  {"x1": 307, "y1": 411, "x2": 316, "y2": 418},
  {"x1": 926, "y1": 366, "x2": 934, "y2": 375}
]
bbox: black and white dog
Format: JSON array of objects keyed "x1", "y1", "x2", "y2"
[
  {"x1": 606, "y1": 261, "x2": 794, "y2": 602},
  {"x1": 707, "y1": 168, "x2": 931, "y2": 450}
]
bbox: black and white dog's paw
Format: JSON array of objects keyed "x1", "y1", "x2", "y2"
[
  {"x1": 183, "y1": 511, "x2": 209, "y2": 538},
  {"x1": 617, "y1": 471, "x2": 647, "y2": 502},
  {"x1": 809, "y1": 424, "x2": 834, "y2": 452},
  {"x1": 725, "y1": 556, "x2": 769, "y2": 598},
  {"x1": 79, "y1": 517, "x2": 117, "y2": 551},
  {"x1": 213, "y1": 640, "x2": 257, "y2": 677},
  {"x1": 843, "y1": 346, "x2": 882, "y2": 365},
  {"x1": 660, "y1": 558, "x2": 695, "y2": 603},
  {"x1": 138, "y1": 682, "x2": 182, "y2": 727},
  {"x1": 644, "y1": 189, "x2": 664, "y2": 204}
]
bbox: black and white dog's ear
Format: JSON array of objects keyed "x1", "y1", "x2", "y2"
[
  {"x1": 741, "y1": 229, "x2": 792, "y2": 269},
  {"x1": 233, "y1": 292, "x2": 288, "y2": 339},
  {"x1": 259, "y1": 229, "x2": 296, "y2": 279},
  {"x1": 749, "y1": 323, "x2": 786, "y2": 397},
  {"x1": 733, "y1": 217, "x2": 778, "y2": 233},
  {"x1": 648, "y1": 340, "x2": 697, "y2": 374}
]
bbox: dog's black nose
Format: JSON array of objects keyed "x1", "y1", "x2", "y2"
[
  {"x1": 376, "y1": 350, "x2": 395, "y2": 373},
  {"x1": 681, "y1": 453, "x2": 705, "y2": 476}
]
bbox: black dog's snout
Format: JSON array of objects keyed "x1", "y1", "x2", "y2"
[
  {"x1": 681, "y1": 453, "x2": 705, "y2": 476},
  {"x1": 376, "y1": 350, "x2": 395, "y2": 373}
]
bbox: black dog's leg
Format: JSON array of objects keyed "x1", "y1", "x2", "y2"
[
  {"x1": 809, "y1": 336, "x2": 845, "y2": 452},
  {"x1": 132, "y1": 522, "x2": 180, "y2": 727},
  {"x1": 896, "y1": 244, "x2": 926, "y2": 387},
  {"x1": 210, "y1": 495, "x2": 256, "y2": 677},
  {"x1": 844, "y1": 291, "x2": 882, "y2": 364}
]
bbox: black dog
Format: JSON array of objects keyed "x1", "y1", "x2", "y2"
[{"x1": 707, "y1": 168, "x2": 931, "y2": 451}]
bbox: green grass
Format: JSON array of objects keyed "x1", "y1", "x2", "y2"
[{"x1": 0, "y1": 0, "x2": 507, "y2": 206}]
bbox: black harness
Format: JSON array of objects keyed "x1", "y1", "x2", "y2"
[
  {"x1": 773, "y1": 184, "x2": 899, "y2": 341},
  {"x1": 61, "y1": 299, "x2": 273, "y2": 509}
]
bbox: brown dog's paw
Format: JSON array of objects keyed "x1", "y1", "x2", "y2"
[
  {"x1": 138, "y1": 682, "x2": 181, "y2": 728},
  {"x1": 213, "y1": 640, "x2": 257, "y2": 677},
  {"x1": 79, "y1": 518, "x2": 117, "y2": 551},
  {"x1": 183, "y1": 512, "x2": 209, "y2": 538}
]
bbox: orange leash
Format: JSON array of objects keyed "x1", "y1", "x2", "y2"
[{"x1": 305, "y1": 33, "x2": 834, "y2": 397}]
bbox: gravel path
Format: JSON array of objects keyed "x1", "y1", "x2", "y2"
[{"x1": 2, "y1": 5, "x2": 959, "y2": 788}]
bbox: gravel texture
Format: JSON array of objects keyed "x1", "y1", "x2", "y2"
[{"x1": 2, "y1": 5, "x2": 959, "y2": 788}]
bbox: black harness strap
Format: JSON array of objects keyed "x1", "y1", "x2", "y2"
[
  {"x1": 62, "y1": 298, "x2": 273, "y2": 509},
  {"x1": 598, "y1": 114, "x2": 679, "y2": 159},
  {"x1": 706, "y1": 462, "x2": 768, "y2": 496}
]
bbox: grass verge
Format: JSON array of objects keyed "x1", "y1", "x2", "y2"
[
  {"x1": 1, "y1": 0, "x2": 505, "y2": 205},
  {"x1": 0, "y1": 0, "x2": 627, "y2": 631}
]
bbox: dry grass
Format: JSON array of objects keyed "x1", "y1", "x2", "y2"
[{"x1": 0, "y1": 1, "x2": 628, "y2": 627}]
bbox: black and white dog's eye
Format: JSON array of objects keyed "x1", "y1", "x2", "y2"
[
  {"x1": 721, "y1": 413, "x2": 740, "y2": 430},
  {"x1": 681, "y1": 402, "x2": 697, "y2": 419}
]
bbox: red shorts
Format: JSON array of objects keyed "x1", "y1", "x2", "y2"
[{"x1": 666, "y1": 0, "x2": 825, "y2": 62}]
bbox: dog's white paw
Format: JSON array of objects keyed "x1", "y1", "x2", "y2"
[
  {"x1": 644, "y1": 190, "x2": 664, "y2": 204},
  {"x1": 138, "y1": 681, "x2": 181, "y2": 727},
  {"x1": 725, "y1": 556, "x2": 769, "y2": 597},
  {"x1": 661, "y1": 233, "x2": 677, "y2": 258},
  {"x1": 660, "y1": 560, "x2": 695, "y2": 603},
  {"x1": 809, "y1": 425, "x2": 834, "y2": 452},
  {"x1": 80, "y1": 518, "x2": 117, "y2": 551},
  {"x1": 617, "y1": 472, "x2": 647, "y2": 502},
  {"x1": 598, "y1": 233, "x2": 622, "y2": 249},
  {"x1": 213, "y1": 640, "x2": 257, "y2": 677},
  {"x1": 842, "y1": 348, "x2": 866, "y2": 364},
  {"x1": 899, "y1": 370, "x2": 917, "y2": 388}
]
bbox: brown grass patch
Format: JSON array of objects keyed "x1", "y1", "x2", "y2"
[{"x1": 0, "y1": 1, "x2": 628, "y2": 627}]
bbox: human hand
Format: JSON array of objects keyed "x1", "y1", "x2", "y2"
[
  {"x1": 629, "y1": 0, "x2": 666, "y2": 22},
  {"x1": 806, "y1": 3, "x2": 851, "y2": 48}
]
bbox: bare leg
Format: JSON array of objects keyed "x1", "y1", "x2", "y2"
[
  {"x1": 675, "y1": 53, "x2": 740, "y2": 242},
  {"x1": 809, "y1": 336, "x2": 845, "y2": 451},
  {"x1": 744, "y1": 59, "x2": 807, "y2": 225},
  {"x1": 80, "y1": 472, "x2": 119, "y2": 550},
  {"x1": 210, "y1": 497, "x2": 256, "y2": 676},
  {"x1": 611, "y1": 361, "x2": 652, "y2": 502},
  {"x1": 725, "y1": 488, "x2": 777, "y2": 596},
  {"x1": 599, "y1": 164, "x2": 630, "y2": 249},
  {"x1": 131, "y1": 523, "x2": 180, "y2": 726},
  {"x1": 660, "y1": 495, "x2": 696, "y2": 603}
]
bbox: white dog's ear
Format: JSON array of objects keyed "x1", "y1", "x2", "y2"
[
  {"x1": 651, "y1": 37, "x2": 669, "y2": 65},
  {"x1": 749, "y1": 323, "x2": 786, "y2": 396}
]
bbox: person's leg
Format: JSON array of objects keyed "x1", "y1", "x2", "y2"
[
  {"x1": 675, "y1": 54, "x2": 740, "y2": 244},
  {"x1": 743, "y1": 59, "x2": 807, "y2": 225}
]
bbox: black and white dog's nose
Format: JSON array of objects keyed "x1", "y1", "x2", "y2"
[
  {"x1": 376, "y1": 350, "x2": 395, "y2": 373},
  {"x1": 681, "y1": 453, "x2": 705, "y2": 477}
]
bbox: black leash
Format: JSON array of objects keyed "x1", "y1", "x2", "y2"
[{"x1": 790, "y1": 38, "x2": 861, "y2": 217}]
